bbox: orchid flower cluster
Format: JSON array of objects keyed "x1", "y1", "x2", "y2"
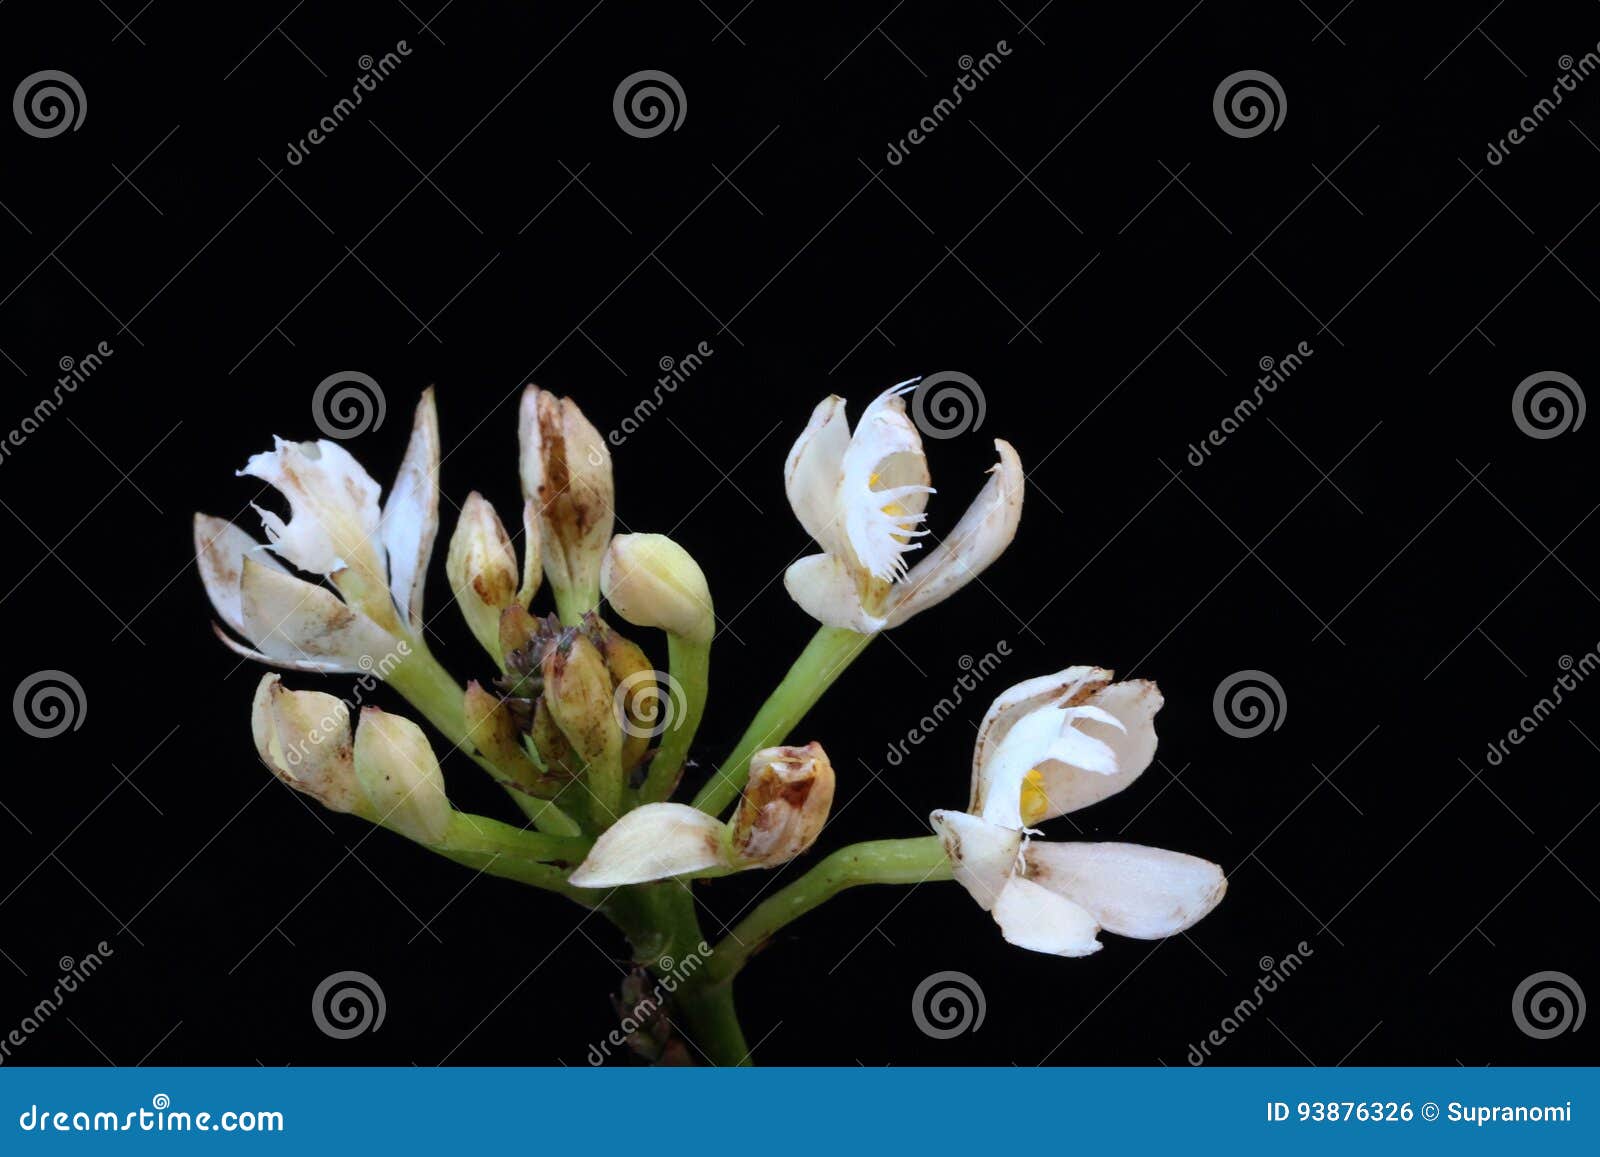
[{"x1": 194, "y1": 379, "x2": 1225, "y2": 1064}]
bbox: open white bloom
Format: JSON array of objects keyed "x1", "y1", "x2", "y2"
[
  {"x1": 783, "y1": 380, "x2": 1023, "y2": 633},
  {"x1": 931, "y1": 668, "x2": 1225, "y2": 957},
  {"x1": 196, "y1": 391, "x2": 439, "y2": 673},
  {"x1": 569, "y1": 743, "x2": 834, "y2": 887}
]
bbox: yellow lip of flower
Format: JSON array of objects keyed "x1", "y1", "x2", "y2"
[{"x1": 1020, "y1": 767, "x2": 1051, "y2": 826}]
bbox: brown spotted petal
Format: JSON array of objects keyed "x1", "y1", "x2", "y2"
[
  {"x1": 731, "y1": 743, "x2": 835, "y2": 868},
  {"x1": 568, "y1": 803, "x2": 728, "y2": 887}
]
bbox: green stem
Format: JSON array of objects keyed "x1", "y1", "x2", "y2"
[
  {"x1": 426, "y1": 813, "x2": 597, "y2": 905},
  {"x1": 641, "y1": 635, "x2": 709, "y2": 804},
  {"x1": 705, "y1": 837, "x2": 952, "y2": 986},
  {"x1": 691, "y1": 626, "x2": 873, "y2": 816},
  {"x1": 386, "y1": 642, "x2": 581, "y2": 837},
  {"x1": 552, "y1": 582, "x2": 595, "y2": 627}
]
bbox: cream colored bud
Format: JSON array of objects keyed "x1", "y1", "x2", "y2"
[
  {"x1": 540, "y1": 631, "x2": 623, "y2": 818},
  {"x1": 519, "y1": 386, "x2": 614, "y2": 618},
  {"x1": 462, "y1": 681, "x2": 545, "y2": 793},
  {"x1": 732, "y1": 742, "x2": 835, "y2": 867},
  {"x1": 446, "y1": 492, "x2": 526, "y2": 660},
  {"x1": 250, "y1": 675, "x2": 368, "y2": 816},
  {"x1": 599, "y1": 533, "x2": 713, "y2": 645},
  {"x1": 352, "y1": 707, "x2": 452, "y2": 844}
]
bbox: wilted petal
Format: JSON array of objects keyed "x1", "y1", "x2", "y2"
[
  {"x1": 568, "y1": 803, "x2": 728, "y2": 887},
  {"x1": 382, "y1": 389, "x2": 440, "y2": 628},
  {"x1": 194, "y1": 513, "x2": 287, "y2": 638},
  {"x1": 239, "y1": 437, "x2": 386, "y2": 586},
  {"x1": 353, "y1": 708, "x2": 452, "y2": 844},
  {"x1": 886, "y1": 439, "x2": 1023, "y2": 627},
  {"x1": 238, "y1": 558, "x2": 400, "y2": 673},
  {"x1": 783, "y1": 395, "x2": 851, "y2": 555},
  {"x1": 732, "y1": 743, "x2": 834, "y2": 868},
  {"x1": 783, "y1": 553, "x2": 884, "y2": 633},
  {"x1": 992, "y1": 876, "x2": 1101, "y2": 957},
  {"x1": 930, "y1": 809, "x2": 1020, "y2": 912},
  {"x1": 519, "y1": 386, "x2": 614, "y2": 613},
  {"x1": 1024, "y1": 842, "x2": 1226, "y2": 939},
  {"x1": 250, "y1": 674, "x2": 367, "y2": 815}
]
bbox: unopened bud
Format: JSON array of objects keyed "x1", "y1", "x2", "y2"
[
  {"x1": 463, "y1": 680, "x2": 547, "y2": 793},
  {"x1": 600, "y1": 533, "x2": 713, "y2": 645},
  {"x1": 585, "y1": 616, "x2": 658, "y2": 777},
  {"x1": 250, "y1": 675, "x2": 368, "y2": 816},
  {"x1": 541, "y1": 631, "x2": 623, "y2": 818},
  {"x1": 353, "y1": 707, "x2": 452, "y2": 844},
  {"x1": 520, "y1": 386, "x2": 614, "y2": 621},
  {"x1": 732, "y1": 742, "x2": 835, "y2": 867},
  {"x1": 447, "y1": 492, "x2": 529, "y2": 661}
]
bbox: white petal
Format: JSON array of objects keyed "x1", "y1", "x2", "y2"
[
  {"x1": 194, "y1": 513, "x2": 287, "y2": 638},
  {"x1": 839, "y1": 384, "x2": 930, "y2": 581},
  {"x1": 992, "y1": 876, "x2": 1101, "y2": 956},
  {"x1": 517, "y1": 499, "x2": 542, "y2": 605},
  {"x1": 1024, "y1": 842, "x2": 1226, "y2": 939},
  {"x1": 782, "y1": 553, "x2": 886, "y2": 633},
  {"x1": 973, "y1": 700, "x2": 1070, "y2": 830},
  {"x1": 238, "y1": 558, "x2": 400, "y2": 672},
  {"x1": 886, "y1": 439, "x2": 1023, "y2": 627},
  {"x1": 972, "y1": 666, "x2": 1109, "y2": 783},
  {"x1": 382, "y1": 389, "x2": 440, "y2": 628},
  {"x1": 784, "y1": 395, "x2": 851, "y2": 555},
  {"x1": 930, "y1": 809, "x2": 1021, "y2": 911},
  {"x1": 239, "y1": 437, "x2": 392, "y2": 629},
  {"x1": 567, "y1": 803, "x2": 728, "y2": 887},
  {"x1": 1033, "y1": 680, "x2": 1163, "y2": 818},
  {"x1": 251, "y1": 674, "x2": 366, "y2": 814}
]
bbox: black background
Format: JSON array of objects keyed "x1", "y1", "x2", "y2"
[{"x1": 1, "y1": 1, "x2": 1596, "y2": 1067}]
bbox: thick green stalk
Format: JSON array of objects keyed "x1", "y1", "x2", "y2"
[
  {"x1": 441, "y1": 811, "x2": 591, "y2": 865},
  {"x1": 640, "y1": 634, "x2": 709, "y2": 804},
  {"x1": 691, "y1": 626, "x2": 873, "y2": 816},
  {"x1": 385, "y1": 643, "x2": 580, "y2": 836},
  {"x1": 705, "y1": 837, "x2": 952, "y2": 985}
]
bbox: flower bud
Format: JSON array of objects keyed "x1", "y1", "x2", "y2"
[
  {"x1": 447, "y1": 492, "x2": 529, "y2": 661},
  {"x1": 731, "y1": 743, "x2": 835, "y2": 868},
  {"x1": 540, "y1": 630, "x2": 623, "y2": 818},
  {"x1": 462, "y1": 680, "x2": 547, "y2": 793},
  {"x1": 520, "y1": 386, "x2": 614, "y2": 620},
  {"x1": 568, "y1": 803, "x2": 728, "y2": 888},
  {"x1": 250, "y1": 675, "x2": 369, "y2": 816},
  {"x1": 585, "y1": 616, "x2": 658, "y2": 777},
  {"x1": 353, "y1": 707, "x2": 452, "y2": 844},
  {"x1": 600, "y1": 533, "x2": 713, "y2": 645}
]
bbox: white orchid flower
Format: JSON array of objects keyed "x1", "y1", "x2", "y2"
[
  {"x1": 196, "y1": 391, "x2": 439, "y2": 673},
  {"x1": 782, "y1": 380, "x2": 1023, "y2": 633},
  {"x1": 930, "y1": 667, "x2": 1225, "y2": 957}
]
